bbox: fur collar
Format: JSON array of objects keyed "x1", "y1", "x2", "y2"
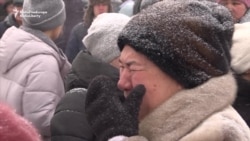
[{"x1": 139, "y1": 73, "x2": 236, "y2": 141}]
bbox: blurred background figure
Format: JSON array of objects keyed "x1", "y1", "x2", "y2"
[
  {"x1": 0, "y1": 103, "x2": 41, "y2": 141},
  {"x1": 118, "y1": 0, "x2": 134, "y2": 17},
  {"x1": 54, "y1": 0, "x2": 87, "y2": 52},
  {"x1": 3, "y1": 0, "x2": 14, "y2": 15},
  {"x1": 217, "y1": 0, "x2": 250, "y2": 23},
  {"x1": 230, "y1": 22, "x2": 250, "y2": 127},
  {"x1": 0, "y1": 0, "x2": 23, "y2": 38},
  {"x1": 65, "y1": 0, "x2": 112, "y2": 63},
  {"x1": 111, "y1": 0, "x2": 122, "y2": 12},
  {"x1": 133, "y1": 0, "x2": 161, "y2": 15},
  {"x1": 0, "y1": 0, "x2": 7, "y2": 21}
]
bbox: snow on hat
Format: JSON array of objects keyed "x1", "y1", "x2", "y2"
[
  {"x1": 83, "y1": 13, "x2": 130, "y2": 63},
  {"x1": 118, "y1": 0, "x2": 234, "y2": 88},
  {"x1": 22, "y1": 0, "x2": 66, "y2": 31},
  {"x1": 231, "y1": 22, "x2": 250, "y2": 74},
  {"x1": 0, "y1": 103, "x2": 41, "y2": 141},
  {"x1": 217, "y1": 0, "x2": 250, "y2": 7}
]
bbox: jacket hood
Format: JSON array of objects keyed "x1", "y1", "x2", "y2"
[
  {"x1": 0, "y1": 26, "x2": 70, "y2": 76},
  {"x1": 65, "y1": 50, "x2": 119, "y2": 91}
]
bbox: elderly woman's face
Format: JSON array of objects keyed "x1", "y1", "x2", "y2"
[
  {"x1": 117, "y1": 45, "x2": 182, "y2": 121},
  {"x1": 218, "y1": 0, "x2": 248, "y2": 22}
]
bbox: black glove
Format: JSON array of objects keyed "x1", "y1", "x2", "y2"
[{"x1": 85, "y1": 75, "x2": 146, "y2": 141}]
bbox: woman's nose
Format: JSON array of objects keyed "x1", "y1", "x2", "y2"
[{"x1": 117, "y1": 70, "x2": 132, "y2": 91}]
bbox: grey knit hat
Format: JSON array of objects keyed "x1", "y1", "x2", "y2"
[
  {"x1": 118, "y1": 0, "x2": 234, "y2": 88},
  {"x1": 22, "y1": 0, "x2": 66, "y2": 31},
  {"x1": 83, "y1": 13, "x2": 130, "y2": 63}
]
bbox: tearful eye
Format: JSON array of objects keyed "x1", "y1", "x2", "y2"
[{"x1": 129, "y1": 68, "x2": 138, "y2": 72}]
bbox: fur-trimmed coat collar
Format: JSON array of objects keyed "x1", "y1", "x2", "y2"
[{"x1": 123, "y1": 73, "x2": 250, "y2": 141}]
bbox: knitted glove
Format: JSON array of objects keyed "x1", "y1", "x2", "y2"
[{"x1": 85, "y1": 75, "x2": 145, "y2": 141}]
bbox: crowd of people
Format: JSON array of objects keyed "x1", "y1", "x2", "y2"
[{"x1": 0, "y1": 0, "x2": 250, "y2": 141}]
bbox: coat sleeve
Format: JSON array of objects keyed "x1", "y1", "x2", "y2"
[
  {"x1": 51, "y1": 88, "x2": 96, "y2": 141},
  {"x1": 23, "y1": 55, "x2": 65, "y2": 138},
  {"x1": 65, "y1": 23, "x2": 86, "y2": 63}
]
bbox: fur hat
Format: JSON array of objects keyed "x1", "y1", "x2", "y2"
[
  {"x1": 22, "y1": 0, "x2": 66, "y2": 31},
  {"x1": 118, "y1": 0, "x2": 234, "y2": 88},
  {"x1": 83, "y1": 13, "x2": 130, "y2": 63},
  {"x1": 0, "y1": 103, "x2": 41, "y2": 141},
  {"x1": 84, "y1": 0, "x2": 112, "y2": 28},
  {"x1": 89, "y1": 0, "x2": 111, "y2": 5},
  {"x1": 217, "y1": 0, "x2": 250, "y2": 7},
  {"x1": 230, "y1": 22, "x2": 250, "y2": 74}
]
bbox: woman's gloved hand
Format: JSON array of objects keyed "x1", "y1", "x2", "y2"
[{"x1": 85, "y1": 75, "x2": 145, "y2": 141}]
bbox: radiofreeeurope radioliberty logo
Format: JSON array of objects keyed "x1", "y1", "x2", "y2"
[{"x1": 13, "y1": 7, "x2": 48, "y2": 18}]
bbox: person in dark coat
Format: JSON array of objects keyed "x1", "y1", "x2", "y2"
[
  {"x1": 0, "y1": 0, "x2": 22, "y2": 38},
  {"x1": 65, "y1": 0, "x2": 112, "y2": 63},
  {"x1": 50, "y1": 13, "x2": 130, "y2": 141},
  {"x1": 3, "y1": 0, "x2": 14, "y2": 15},
  {"x1": 0, "y1": 0, "x2": 7, "y2": 21},
  {"x1": 230, "y1": 22, "x2": 250, "y2": 127},
  {"x1": 54, "y1": 0, "x2": 86, "y2": 52}
]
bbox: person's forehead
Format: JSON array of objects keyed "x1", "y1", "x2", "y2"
[
  {"x1": 120, "y1": 45, "x2": 150, "y2": 64},
  {"x1": 120, "y1": 46, "x2": 141, "y2": 61}
]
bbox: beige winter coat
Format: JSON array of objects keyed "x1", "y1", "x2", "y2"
[
  {"x1": 113, "y1": 73, "x2": 250, "y2": 141},
  {"x1": 0, "y1": 26, "x2": 71, "y2": 140}
]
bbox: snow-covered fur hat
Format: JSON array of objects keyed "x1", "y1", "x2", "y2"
[
  {"x1": 231, "y1": 22, "x2": 250, "y2": 74},
  {"x1": 118, "y1": 0, "x2": 234, "y2": 88},
  {"x1": 83, "y1": 13, "x2": 130, "y2": 63},
  {"x1": 217, "y1": 0, "x2": 250, "y2": 8},
  {"x1": 0, "y1": 103, "x2": 41, "y2": 141}
]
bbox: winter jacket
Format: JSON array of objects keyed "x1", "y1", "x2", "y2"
[
  {"x1": 0, "y1": 26, "x2": 71, "y2": 141},
  {"x1": 0, "y1": 14, "x2": 20, "y2": 38},
  {"x1": 111, "y1": 73, "x2": 250, "y2": 141},
  {"x1": 65, "y1": 22, "x2": 88, "y2": 63},
  {"x1": 51, "y1": 88, "x2": 95, "y2": 141},
  {"x1": 0, "y1": 4, "x2": 7, "y2": 21},
  {"x1": 233, "y1": 75, "x2": 250, "y2": 127},
  {"x1": 51, "y1": 50, "x2": 119, "y2": 141},
  {"x1": 54, "y1": 0, "x2": 86, "y2": 52}
]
